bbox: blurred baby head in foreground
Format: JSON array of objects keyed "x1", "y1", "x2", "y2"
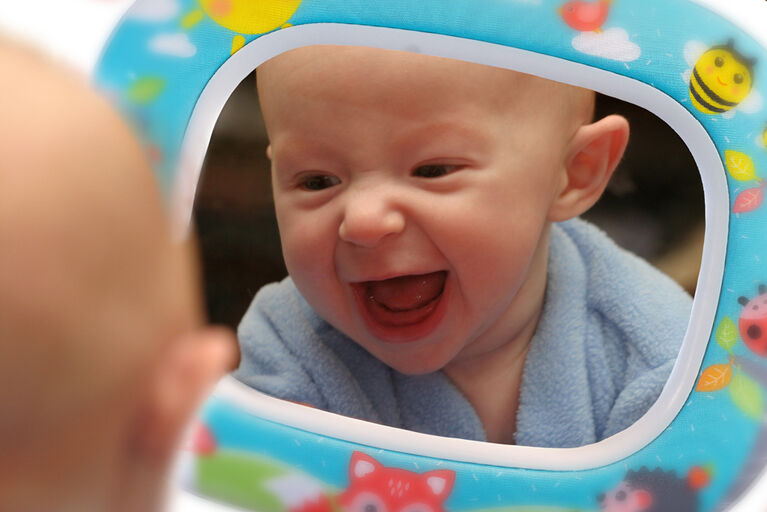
[{"x1": 0, "y1": 36, "x2": 234, "y2": 512}]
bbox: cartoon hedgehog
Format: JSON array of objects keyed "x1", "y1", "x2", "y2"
[
  {"x1": 689, "y1": 39, "x2": 756, "y2": 115},
  {"x1": 738, "y1": 284, "x2": 767, "y2": 357},
  {"x1": 598, "y1": 466, "x2": 709, "y2": 512}
]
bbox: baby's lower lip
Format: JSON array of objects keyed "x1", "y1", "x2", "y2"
[{"x1": 351, "y1": 271, "x2": 449, "y2": 344}]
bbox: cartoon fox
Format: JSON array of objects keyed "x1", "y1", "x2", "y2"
[{"x1": 267, "y1": 451, "x2": 456, "y2": 512}]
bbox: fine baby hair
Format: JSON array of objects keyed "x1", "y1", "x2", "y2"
[{"x1": 91, "y1": 0, "x2": 767, "y2": 510}]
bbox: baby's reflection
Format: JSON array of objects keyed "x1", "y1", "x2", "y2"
[{"x1": 234, "y1": 46, "x2": 692, "y2": 447}]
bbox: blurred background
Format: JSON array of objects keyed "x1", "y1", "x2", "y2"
[{"x1": 192, "y1": 73, "x2": 705, "y2": 329}]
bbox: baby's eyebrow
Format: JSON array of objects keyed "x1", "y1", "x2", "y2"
[
  {"x1": 394, "y1": 121, "x2": 493, "y2": 152},
  {"x1": 271, "y1": 136, "x2": 337, "y2": 163}
]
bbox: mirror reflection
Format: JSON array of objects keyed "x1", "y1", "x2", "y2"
[{"x1": 193, "y1": 46, "x2": 703, "y2": 448}]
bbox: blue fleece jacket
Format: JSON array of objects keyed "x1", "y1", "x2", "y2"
[{"x1": 234, "y1": 218, "x2": 692, "y2": 447}]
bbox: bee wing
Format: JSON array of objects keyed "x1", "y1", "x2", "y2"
[
  {"x1": 682, "y1": 69, "x2": 692, "y2": 84},
  {"x1": 684, "y1": 40, "x2": 707, "y2": 67},
  {"x1": 757, "y1": 133, "x2": 765, "y2": 149},
  {"x1": 722, "y1": 109, "x2": 736, "y2": 120},
  {"x1": 738, "y1": 90, "x2": 764, "y2": 115}
]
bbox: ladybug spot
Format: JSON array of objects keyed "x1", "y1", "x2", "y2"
[
  {"x1": 753, "y1": 305, "x2": 760, "y2": 311},
  {"x1": 748, "y1": 325, "x2": 762, "y2": 339}
]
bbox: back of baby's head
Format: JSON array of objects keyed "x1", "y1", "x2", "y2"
[{"x1": 0, "y1": 37, "x2": 203, "y2": 440}]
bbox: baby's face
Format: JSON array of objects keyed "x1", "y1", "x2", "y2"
[{"x1": 259, "y1": 46, "x2": 588, "y2": 374}]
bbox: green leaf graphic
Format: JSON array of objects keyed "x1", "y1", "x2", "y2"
[
  {"x1": 716, "y1": 316, "x2": 738, "y2": 353},
  {"x1": 729, "y1": 372, "x2": 764, "y2": 420},
  {"x1": 127, "y1": 77, "x2": 166, "y2": 104}
]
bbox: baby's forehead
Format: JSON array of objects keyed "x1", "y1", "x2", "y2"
[{"x1": 258, "y1": 45, "x2": 587, "y2": 124}]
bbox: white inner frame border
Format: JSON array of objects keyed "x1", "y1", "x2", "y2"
[{"x1": 171, "y1": 23, "x2": 727, "y2": 472}]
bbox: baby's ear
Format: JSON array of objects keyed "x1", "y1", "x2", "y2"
[
  {"x1": 266, "y1": 145, "x2": 273, "y2": 160},
  {"x1": 548, "y1": 114, "x2": 629, "y2": 222},
  {"x1": 131, "y1": 327, "x2": 237, "y2": 464}
]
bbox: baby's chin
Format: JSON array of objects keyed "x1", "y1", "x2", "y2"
[{"x1": 364, "y1": 342, "x2": 455, "y2": 376}]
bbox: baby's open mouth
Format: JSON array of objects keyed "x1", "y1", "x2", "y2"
[
  {"x1": 352, "y1": 271, "x2": 450, "y2": 342},
  {"x1": 365, "y1": 271, "x2": 447, "y2": 312}
]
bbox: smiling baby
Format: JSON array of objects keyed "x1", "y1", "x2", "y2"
[{"x1": 234, "y1": 45, "x2": 692, "y2": 447}]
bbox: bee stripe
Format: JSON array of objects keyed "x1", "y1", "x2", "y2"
[
  {"x1": 689, "y1": 83, "x2": 727, "y2": 113},
  {"x1": 692, "y1": 67, "x2": 738, "y2": 107}
]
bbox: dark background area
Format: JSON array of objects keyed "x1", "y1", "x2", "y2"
[{"x1": 192, "y1": 72, "x2": 705, "y2": 330}]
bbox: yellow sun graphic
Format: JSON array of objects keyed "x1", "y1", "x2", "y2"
[{"x1": 182, "y1": 0, "x2": 303, "y2": 54}]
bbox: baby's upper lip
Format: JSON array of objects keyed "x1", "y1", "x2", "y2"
[{"x1": 350, "y1": 270, "x2": 447, "y2": 284}]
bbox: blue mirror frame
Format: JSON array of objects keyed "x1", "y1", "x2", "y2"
[{"x1": 95, "y1": 1, "x2": 767, "y2": 510}]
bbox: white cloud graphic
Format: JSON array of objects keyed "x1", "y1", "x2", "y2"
[
  {"x1": 572, "y1": 27, "x2": 641, "y2": 62},
  {"x1": 128, "y1": 0, "x2": 180, "y2": 22},
  {"x1": 150, "y1": 33, "x2": 197, "y2": 58}
]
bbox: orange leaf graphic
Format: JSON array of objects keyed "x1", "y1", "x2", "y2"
[
  {"x1": 733, "y1": 186, "x2": 764, "y2": 213},
  {"x1": 696, "y1": 363, "x2": 733, "y2": 392}
]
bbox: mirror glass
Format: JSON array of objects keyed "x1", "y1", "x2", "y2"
[{"x1": 193, "y1": 46, "x2": 703, "y2": 448}]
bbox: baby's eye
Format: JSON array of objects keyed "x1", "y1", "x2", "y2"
[
  {"x1": 413, "y1": 164, "x2": 462, "y2": 178},
  {"x1": 299, "y1": 174, "x2": 341, "y2": 191}
]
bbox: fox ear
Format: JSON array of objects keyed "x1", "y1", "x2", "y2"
[
  {"x1": 423, "y1": 470, "x2": 456, "y2": 499},
  {"x1": 349, "y1": 452, "x2": 381, "y2": 481}
]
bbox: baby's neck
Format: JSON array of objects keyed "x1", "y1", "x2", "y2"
[
  {"x1": 443, "y1": 235, "x2": 550, "y2": 445},
  {"x1": 443, "y1": 307, "x2": 540, "y2": 444}
]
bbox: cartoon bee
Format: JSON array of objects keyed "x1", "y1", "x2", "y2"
[
  {"x1": 683, "y1": 39, "x2": 762, "y2": 118},
  {"x1": 738, "y1": 284, "x2": 767, "y2": 357}
]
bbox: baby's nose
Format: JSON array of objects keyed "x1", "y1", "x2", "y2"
[{"x1": 338, "y1": 191, "x2": 406, "y2": 248}]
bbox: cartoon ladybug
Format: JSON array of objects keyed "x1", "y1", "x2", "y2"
[{"x1": 738, "y1": 284, "x2": 767, "y2": 357}]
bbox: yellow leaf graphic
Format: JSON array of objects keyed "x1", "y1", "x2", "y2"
[
  {"x1": 696, "y1": 363, "x2": 733, "y2": 392},
  {"x1": 726, "y1": 150, "x2": 757, "y2": 182}
]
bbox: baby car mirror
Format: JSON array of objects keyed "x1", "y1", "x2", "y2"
[
  {"x1": 93, "y1": 0, "x2": 767, "y2": 510},
  {"x1": 196, "y1": 56, "x2": 704, "y2": 446}
]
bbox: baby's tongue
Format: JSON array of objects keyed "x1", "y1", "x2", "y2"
[{"x1": 366, "y1": 271, "x2": 446, "y2": 311}]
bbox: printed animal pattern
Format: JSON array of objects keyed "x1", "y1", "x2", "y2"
[
  {"x1": 738, "y1": 285, "x2": 767, "y2": 356},
  {"x1": 688, "y1": 40, "x2": 756, "y2": 115},
  {"x1": 697, "y1": 286, "x2": 767, "y2": 419},
  {"x1": 98, "y1": 0, "x2": 767, "y2": 511},
  {"x1": 338, "y1": 452, "x2": 455, "y2": 512},
  {"x1": 598, "y1": 467, "x2": 709, "y2": 512},
  {"x1": 683, "y1": 40, "x2": 763, "y2": 119}
]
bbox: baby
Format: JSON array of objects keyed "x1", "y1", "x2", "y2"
[
  {"x1": 235, "y1": 45, "x2": 693, "y2": 447},
  {"x1": 0, "y1": 37, "x2": 235, "y2": 511}
]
